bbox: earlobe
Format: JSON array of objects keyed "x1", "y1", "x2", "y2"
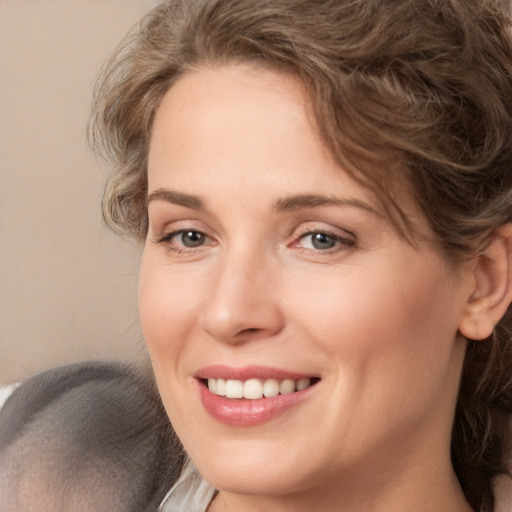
[{"x1": 459, "y1": 223, "x2": 512, "y2": 341}]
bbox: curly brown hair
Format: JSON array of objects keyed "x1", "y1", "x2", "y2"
[{"x1": 89, "y1": 1, "x2": 512, "y2": 510}]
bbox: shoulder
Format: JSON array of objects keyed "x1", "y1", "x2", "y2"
[{"x1": 0, "y1": 361, "x2": 184, "y2": 512}]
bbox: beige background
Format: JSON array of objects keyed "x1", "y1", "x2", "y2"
[{"x1": 0, "y1": 0, "x2": 158, "y2": 384}]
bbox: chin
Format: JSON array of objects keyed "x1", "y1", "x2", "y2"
[
  {"x1": 200, "y1": 461, "x2": 308, "y2": 497},
  {"x1": 186, "y1": 439, "x2": 314, "y2": 496}
]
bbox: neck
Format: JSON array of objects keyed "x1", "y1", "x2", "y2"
[{"x1": 209, "y1": 473, "x2": 472, "y2": 512}]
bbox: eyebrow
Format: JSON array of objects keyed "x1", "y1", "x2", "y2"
[
  {"x1": 147, "y1": 189, "x2": 205, "y2": 210},
  {"x1": 272, "y1": 194, "x2": 380, "y2": 215},
  {"x1": 147, "y1": 189, "x2": 379, "y2": 216}
]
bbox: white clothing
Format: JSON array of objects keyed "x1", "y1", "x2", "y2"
[
  {"x1": 158, "y1": 458, "x2": 216, "y2": 512},
  {"x1": 0, "y1": 383, "x2": 20, "y2": 408}
]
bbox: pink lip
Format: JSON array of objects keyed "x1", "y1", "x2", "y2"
[
  {"x1": 195, "y1": 365, "x2": 315, "y2": 381},
  {"x1": 194, "y1": 365, "x2": 319, "y2": 427}
]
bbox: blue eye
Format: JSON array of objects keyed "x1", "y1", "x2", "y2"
[
  {"x1": 178, "y1": 230, "x2": 206, "y2": 247},
  {"x1": 297, "y1": 231, "x2": 355, "y2": 251},
  {"x1": 309, "y1": 232, "x2": 337, "y2": 250},
  {"x1": 157, "y1": 229, "x2": 209, "y2": 248}
]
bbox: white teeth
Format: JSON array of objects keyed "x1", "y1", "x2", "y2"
[
  {"x1": 244, "y1": 379, "x2": 263, "y2": 399},
  {"x1": 279, "y1": 379, "x2": 295, "y2": 395},
  {"x1": 296, "y1": 378, "x2": 311, "y2": 391},
  {"x1": 263, "y1": 378, "x2": 279, "y2": 398},
  {"x1": 225, "y1": 379, "x2": 244, "y2": 398},
  {"x1": 216, "y1": 378, "x2": 226, "y2": 396},
  {"x1": 207, "y1": 377, "x2": 314, "y2": 399}
]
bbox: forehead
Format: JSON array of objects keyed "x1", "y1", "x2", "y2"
[
  {"x1": 148, "y1": 64, "x2": 425, "y2": 237},
  {"x1": 150, "y1": 65, "x2": 366, "y2": 199},
  {"x1": 149, "y1": 64, "x2": 315, "y2": 170}
]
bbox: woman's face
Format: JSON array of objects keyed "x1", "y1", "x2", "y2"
[{"x1": 140, "y1": 65, "x2": 473, "y2": 500}]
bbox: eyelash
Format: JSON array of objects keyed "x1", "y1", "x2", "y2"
[
  {"x1": 155, "y1": 229, "x2": 214, "y2": 253},
  {"x1": 155, "y1": 227, "x2": 356, "y2": 255},
  {"x1": 292, "y1": 230, "x2": 356, "y2": 252}
]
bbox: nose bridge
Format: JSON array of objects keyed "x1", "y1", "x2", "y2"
[{"x1": 200, "y1": 241, "x2": 283, "y2": 343}]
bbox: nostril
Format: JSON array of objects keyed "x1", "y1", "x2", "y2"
[{"x1": 236, "y1": 327, "x2": 267, "y2": 341}]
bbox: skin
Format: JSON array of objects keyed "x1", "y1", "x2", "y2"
[{"x1": 139, "y1": 64, "x2": 476, "y2": 511}]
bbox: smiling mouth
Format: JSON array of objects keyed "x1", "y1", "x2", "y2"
[{"x1": 201, "y1": 377, "x2": 321, "y2": 400}]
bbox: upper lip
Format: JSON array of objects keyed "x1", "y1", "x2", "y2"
[{"x1": 194, "y1": 365, "x2": 319, "y2": 381}]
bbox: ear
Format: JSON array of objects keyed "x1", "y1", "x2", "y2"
[{"x1": 459, "y1": 223, "x2": 512, "y2": 341}]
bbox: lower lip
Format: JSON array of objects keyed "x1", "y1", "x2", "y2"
[{"x1": 197, "y1": 381, "x2": 316, "y2": 427}]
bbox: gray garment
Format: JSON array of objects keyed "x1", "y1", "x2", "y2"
[{"x1": 158, "y1": 458, "x2": 216, "y2": 512}]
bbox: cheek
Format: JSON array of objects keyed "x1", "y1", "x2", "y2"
[
  {"x1": 138, "y1": 252, "x2": 199, "y2": 364},
  {"x1": 287, "y1": 257, "x2": 465, "y2": 444},
  {"x1": 287, "y1": 255, "x2": 462, "y2": 383},
  {"x1": 138, "y1": 252, "x2": 203, "y2": 426}
]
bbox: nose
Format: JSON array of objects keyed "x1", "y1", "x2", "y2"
[{"x1": 199, "y1": 248, "x2": 285, "y2": 344}]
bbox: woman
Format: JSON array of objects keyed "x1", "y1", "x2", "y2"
[
  {"x1": 88, "y1": 0, "x2": 512, "y2": 510},
  {"x1": 2, "y1": 0, "x2": 512, "y2": 511}
]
